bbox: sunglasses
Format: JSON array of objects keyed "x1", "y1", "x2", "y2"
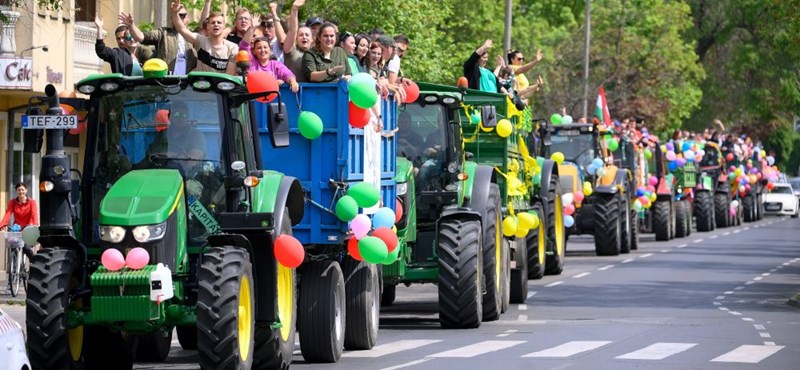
[
  {"x1": 515, "y1": 57, "x2": 524, "y2": 61},
  {"x1": 236, "y1": 16, "x2": 251, "y2": 22},
  {"x1": 262, "y1": 21, "x2": 274, "y2": 28},
  {"x1": 117, "y1": 34, "x2": 133, "y2": 41},
  {"x1": 178, "y1": 13, "x2": 188, "y2": 19}
]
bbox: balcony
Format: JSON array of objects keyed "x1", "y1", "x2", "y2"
[{"x1": 73, "y1": 21, "x2": 103, "y2": 82}]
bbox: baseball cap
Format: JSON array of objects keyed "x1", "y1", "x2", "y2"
[
  {"x1": 376, "y1": 35, "x2": 394, "y2": 47},
  {"x1": 305, "y1": 17, "x2": 323, "y2": 27}
]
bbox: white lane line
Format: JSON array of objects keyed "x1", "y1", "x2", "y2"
[
  {"x1": 734, "y1": 286, "x2": 745, "y2": 290},
  {"x1": 783, "y1": 262, "x2": 791, "y2": 266},
  {"x1": 598, "y1": 265, "x2": 615, "y2": 271},
  {"x1": 729, "y1": 311, "x2": 742, "y2": 316},
  {"x1": 545, "y1": 281, "x2": 564, "y2": 288},
  {"x1": 660, "y1": 249, "x2": 669, "y2": 253},
  {"x1": 518, "y1": 304, "x2": 528, "y2": 311},
  {"x1": 744, "y1": 227, "x2": 750, "y2": 230},
  {"x1": 710, "y1": 345, "x2": 784, "y2": 363},
  {"x1": 573, "y1": 272, "x2": 591, "y2": 279},
  {"x1": 761, "y1": 272, "x2": 770, "y2": 276},
  {"x1": 428, "y1": 340, "x2": 526, "y2": 358},
  {"x1": 754, "y1": 324, "x2": 766, "y2": 330},
  {"x1": 677, "y1": 244, "x2": 688, "y2": 248},
  {"x1": 621, "y1": 258, "x2": 635, "y2": 264},
  {"x1": 733, "y1": 229, "x2": 741, "y2": 233},
  {"x1": 764, "y1": 341, "x2": 776, "y2": 346},
  {"x1": 713, "y1": 302, "x2": 722, "y2": 306},
  {"x1": 639, "y1": 253, "x2": 653, "y2": 258},
  {"x1": 518, "y1": 314, "x2": 528, "y2": 321},
  {"x1": 616, "y1": 342, "x2": 698, "y2": 360},
  {"x1": 709, "y1": 235, "x2": 718, "y2": 239},
  {"x1": 769, "y1": 269, "x2": 777, "y2": 272},
  {"x1": 754, "y1": 276, "x2": 763, "y2": 281},
  {"x1": 759, "y1": 333, "x2": 771, "y2": 338},
  {"x1": 724, "y1": 291, "x2": 734, "y2": 295},
  {"x1": 344, "y1": 340, "x2": 442, "y2": 358},
  {"x1": 694, "y1": 239, "x2": 704, "y2": 243},
  {"x1": 381, "y1": 358, "x2": 432, "y2": 370},
  {"x1": 719, "y1": 307, "x2": 729, "y2": 311},
  {"x1": 724, "y1": 232, "x2": 731, "y2": 236},
  {"x1": 745, "y1": 281, "x2": 755, "y2": 285},
  {"x1": 522, "y1": 341, "x2": 612, "y2": 358},
  {"x1": 715, "y1": 296, "x2": 726, "y2": 300},
  {"x1": 527, "y1": 291, "x2": 537, "y2": 299},
  {"x1": 742, "y1": 318, "x2": 754, "y2": 322}
]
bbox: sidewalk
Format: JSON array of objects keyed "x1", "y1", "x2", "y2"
[{"x1": 0, "y1": 278, "x2": 27, "y2": 306}]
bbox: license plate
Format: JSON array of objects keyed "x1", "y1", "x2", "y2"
[
  {"x1": 22, "y1": 115, "x2": 78, "y2": 129},
  {"x1": 765, "y1": 204, "x2": 780, "y2": 211}
]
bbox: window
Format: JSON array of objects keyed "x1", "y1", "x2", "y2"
[{"x1": 75, "y1": 0, "x2": 96, "y2": 22}]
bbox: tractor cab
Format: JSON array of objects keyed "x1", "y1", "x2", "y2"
[{"x1": 543, "y1": 123, "x2": 598, "y2": 190}]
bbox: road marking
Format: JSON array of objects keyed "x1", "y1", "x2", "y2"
[
  {"x1": 616, "y1": 342, "x2": 698, "y2": 360},
  {"x1": 693, "y1": 239, "x2": 704, "y2": 243},
  {"x1": 522, "y1": 341, "x2": 612, "y2": 358},
  {"x1": 724, "y1": 291, "x2": 734, "y2": 295},
  {"x1": 518, "y1": 314, "x2": 528, "y2": 321},
  {"x1": 660, "y1": 249, "x2": 669, "y2": 253},
  {"x1": 734, "y1": 286, "x2": 744, "y2": 290},
  {"x1": 744, "y1": 227, "x2": 750, "y2": 230},
  {"x1": 759, "y1": 332, "x2": 771, "y2": 338},
  {"x1": 428, "y1": 340, "x2": 526, "y2": 358},
  {"x1": 724, "y1": 232, "x2": 731, "y2": 236},
  {"x1": 496, "y1": 329, "x2": 518, "y2": 338},
  {"x1": 745, "y1": 281, "x2": 755, "y2": 285},
  {"x1": 769, "y1": 269, "x2": 777, "y2": 272},
  {"x1": 621, "y1": 258, "x2": 635, "y2": 264},
  {"x1": 545, "y1": 281, "x2": 564, "y2": 288},
  {"x1": 573, "y1": 272, "x2": 591, "y2": 279},
  {"x1": 713, "y1": 302, "x2": 722, "y2": 306},
  {"x1": 677, "y1": 244, "x2": 688, "y2": 248},
  {"x1": 761, "y1": 272, "x2": 770, "y2": 276},
  {"x1": 764, "y1": 341, "x2": 776, "y2": 346},
  {"x1": 754, "y1": 324, "x2": 766, "y2": 330},
  {"x1": 381, "y1": 358, "x2": 432, "y2": 370},
  {"x1": 729, "y1": 311, "x2": 742, "y2": 316},
  {"x1": 518, "y1": 304, "x2": 528, "y2": 311},
  {"x1": 733, "y1": 229, "x2": 741, "y2": 233},
  {"x1": 753, "y1": 276, "x2": 763, "y2": 281},
  {"x1": 710, "y1": 345, "x2": 784, "y2": 363},
  {"x1": 639, "y1": 253, "x2": 653, "y2": 258},
  {"x1": 742, "y1": 318, "x2": 754, "y2": 322},
  {"x1": 344, "y1": 340, "x2": 442, "y2": 358},
  {"x1": 598, "y1": 265, "x2": 615, "y2": 271},
  {"x1": 718, "y1": 307, "x2": 729, "y2": 311},
  {"x1": 527, "y1": 291, "x2": 537, "y2": 299},
  {"x1": 715, "y1": 296, "x2": 726, "y2": 300},
  {"x1": 709, "y1": 235, "x2": 718, "y2": 239}
]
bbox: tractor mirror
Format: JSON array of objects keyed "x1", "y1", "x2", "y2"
[
  {"x1": 267, "y1": 102, "x2": 289, "y2": 148},
  {"x1": 481, "y1": 106, "x2": 497, "y2": 128},
  {"x1": 23, "y1": 107, "x2": 44, "y2": 153},
  {"x1": 542, "y1": 127, "x2": 552, "y2": 146}
]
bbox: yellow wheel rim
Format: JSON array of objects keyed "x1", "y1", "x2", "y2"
[
  {"x1": 277, "y1": 264, "x2": 294, "y2": 341},
  {"x1": 537, "y1": 220, "x2": 546, "y2": 265},
  {"x1": 554, "y1": 194, "x2": 565, "y2": 255},
  {"x1": 494, "y1": 209, "x2": 502, "y2": 292},
  {"x1": 68, "y1": 278, "x2": 83, "y2": 362},
  {"x1": 238, "y1": 275, "x2": 252, "y2": 361}
]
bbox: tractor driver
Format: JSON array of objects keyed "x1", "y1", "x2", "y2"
[
  {"x1": 151, "y1": 101, "x2": 206, "y2": 161},
  {"x1": 397, "y1": 112, "x2": 425, "y2": 164}
]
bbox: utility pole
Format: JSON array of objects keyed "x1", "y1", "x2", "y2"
[
  {"x1": 582, "y1": 0, "x2": 591, "y2": 121},
  {"x1": 503, "y1": 0, "x2": 512, "y2": 53},
  {"x1": 155, "y1": 0, "x2": 168, "y2": 28}
]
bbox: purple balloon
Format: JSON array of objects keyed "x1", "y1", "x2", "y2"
[
  {"x1": 676, "y1": 158, "x2": 687, "y2": 167},
  {"x1": 666, "y1": 142, "x2": 674, "y2": 152}
]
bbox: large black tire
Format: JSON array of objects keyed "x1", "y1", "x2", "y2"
[
  {"x1": 176, "y1": 326, "x2": 198, "y2": 350},
  {"x1": 675, "y1": 200, "x2": 690, "y2": 238},
  {"x1": 620, "y1": 197, "x2": 632, "y2": 254},
  {"x1": 714, "y1": 193, "x2": 730, "y2": 228},
  {"x1": 653, "y1": 200, "x2": 671, "y2": 241},
  {"x1": 526, "y1": 203, "x2": 546, "y2": 279},
  {"x1": 594, "y1": 194, "x2": 621, "y2": 256},
  {"x1": 381, "y1": 284, "x2": 396, "y2": 306},
  {"x1": 342, "y1": 257, "x2": 380, "y2": 350},
  {"x1": 757, "y1": 192, "x2": 765, "y2": 220},
  {"x1": 197, "y1": 247, "x2": 255, "y2": 370},
  {"x1": 695, "y1": 191, "x2": 714, "y2": 232},
  {"x1": 629, "y1": 210, "x2": 640, "y2": 250},
  {"x1": 481, "y1": 184, "x2": 505, "y2": 321},
  {"x1": 298, "y1": 261, "x2": 345, "y2": 362},
  {"x1": 509, "y1": 237, "x2": 528, "y2": 303},
  {"x1": 437, "y1": 218, "x2": 482, "y2": 329},
  {"x1": 134, "y1": 328, "x2": 172, "y2": 362},
  {"x1": 544, "y1": 177, "x2": 566, "y2": 274},
  {"x1": 743, "y1": 194, "x2": 755, "y2": 222}
]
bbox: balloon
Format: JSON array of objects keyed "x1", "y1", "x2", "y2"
[
  {"x1": 596, "y1": 167, "x2": 606, "y2": 177},
  {"x1": 348, "y1": 101, "x2": 371, "y2": 128},
  {"x1": 726, "y1": 153, "x2": 734, "y2": 161},
  {"x1": 471, "y1": 112, "x2": 482, "y2": 125},
  {"x1": 125, "y1": 247, "x2": 150, "y2": 270},
  {"x1": 517, "y1": 212, "x2": 538, "y2": 229},
  {"x1": 274, "y1": 235, "x2": 304, "y2": 268},
  {"x1": 335, "y1": 195, "x2": 359, "y2": 222},
  {"x1": 668, "y1": 161, "x2": 678, "y2": 171},
  {"x1": 562, "y1": 193, "x2": 574, "y2": 205},
  {"x1": 457, "y1": 76, "x2": 469, "y2": 88},
  {"x1": 665, "y1": 142, "x2": 674, "y2": 152},
  {"x1": 101, "y1": 248, "x2": 125, "y2": 271},
  {"x1": 649, "y1": 192, "x2": 657, "y2": 202},
  {"x1": 372, "y1": 227, "x2": 399, "y2": 253},
  {"x1": 767, "y1": 156, "x2": 775, "y2": 166},
  {"x1": 682, "y1": 142, "x2": 692, "y2": 152},
  {"x1": 502, "y1": 216, "x2": 517, "y2": 237},
  {"x1": 564, "y1": 204, "x2": 575, "y2": 216},
  {"x1": 632, "y1": 199, "x2": 643, "y2": 211},
  {"x1": 395, "y1": 198, "x2": 404, "y2": 223},
  {"x1": 592, "y1": 158, "x2": 604, "y2": 168},
  {"x1": 401, "y1": 79, "x2": 420, "y2": 103},
  {"x1": 766, "y1": 182, "x2": 774, "y2": 190},
  {"x1": 381, "y1": 242, "x2": 401, "y2": 265},
  {"x1": 607, "y1": 138, "x2": 619, "y2": 152},
  {"x1": 587, "y1": 164, "x2": 597, "y2": 175},
  {"x1": 350, "y1": 214, "x2": 372, "y2": 239},
  {"x1": 676, "y1": 158, "x2": 686, "y2": 167},
  {"x1": 636, "y1": 187, "x2": 646, "y2": 197},
  {"x1": 551, "y1": 152, "x2": 565, "y2": 165},
  {"x1": 358, "y1": 236, "x2": 388, "y2": 264},
  {"x1": 645, "y1": 148, "x2": 652, "y2": 159},
  {"x1": 372, "y1": 207, "x2": 396, "y2": 229},
  {"x1": 573, "y1": 191, "x2": 585, "y2": 204},
  {"x1": 561, "y1": 115, "x2": 573, "y2": 125},
  {"x1": 496, "y1": 119, "x2": 512, "y2": 138},
  {"x1": 695, "y1": 154, "x2": 703, "y2": 162},
  {"x1": 247, "y1": 71, "x2": 280, "y2": 103},
  {"x1": 21, "y1": 225, "x2": 39, "y2": 246},
  {"x1": 563, "y1": 215, "x2": 575, "y2": 228},
  {"x1": 666, "y1": 151, "x2": 677, "y2": 161},
  {"x1": 550, "y1": 113, "x2": 563, "y2": 125},
  {"x1": 348, "y1": 182, "x2": 380, "y2": 208},
  {"x1": 349, "y1": 73, "x2": 379, "y2": 109},
  {"x1": 298, "y1": 111, "x2": 323, "y2": 140},
  {"x1": 347, "y1": 237, "x2": 363, "y2": 260},
  {"x1": 583, "y1": 181, "x2": 593, "y2": 196},
  {"x1": 684, "y1": 150, "x2": 695, "y2": 160},
  {"x1": 514, "y1": 226, "x2": 529, "y2": 238}
]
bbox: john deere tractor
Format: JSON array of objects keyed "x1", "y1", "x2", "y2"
[{"x1": 24, "y1": 60, "x2": 303, "y2": 370}]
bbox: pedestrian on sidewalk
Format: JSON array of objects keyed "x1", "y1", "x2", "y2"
[{"x1": 1, "y1": 183, "x2": 38, "y2": 259}]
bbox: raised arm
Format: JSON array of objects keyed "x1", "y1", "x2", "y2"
[
  {"x1": 515, "y1": 48, "x2": 543, "y2": 75},
  {"x1": 200, "y1": 0, "x2": 212, "y2": 25},
  {"x1": 171, "y1": 0, "x2": 197, "y2": 45},
  {"x1": 94, "y1": 13, "x2": 115, "y2": 62},
  {"x1": 119, "y1": 12, "x2": 145, "y2": 42},
  {"x1": 270, "y1": 2, "x2": 286, "y2": 44},
  {"x1": 283, "y1": 0, "x2": 304, "y2": 54}
]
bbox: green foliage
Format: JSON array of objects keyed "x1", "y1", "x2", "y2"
[{"x1": 138, "y1": 22, "x2": 156, "y2": 33}]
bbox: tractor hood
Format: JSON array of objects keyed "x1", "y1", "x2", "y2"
[
  {"x1": 100, "y1": 169, "x2": 184, "y2": 226},
  {"x1": 396, "y1": 157, "x2": 414, "y2": 184}
]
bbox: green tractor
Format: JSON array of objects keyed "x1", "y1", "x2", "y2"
[
  {"x1": 24, "y1": 61, "x2": 303, "y2": 370},
  {"x1": 641, "y1": 140, "x2": 679, "y2": 241},
  {"x1": 386, "y1": 85, "x2": 509, "y2": 327},
  {"x1": 694, "y1": 142, "x2": 723, "y2": 231}
]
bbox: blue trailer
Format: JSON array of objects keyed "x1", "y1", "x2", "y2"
[{"x1": 258, "y1": 81, "x2": 396, "y2": 362}]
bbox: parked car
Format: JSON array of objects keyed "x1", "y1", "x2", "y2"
[
  {"x1": 763, "y1": 183, "x2": 799, "y2": 218},
  {"x1": 787, "y1": 177, "x2": 800, "y2": 201},
  {"x1": 0, "y1": 307, "x2": 30, "y2": 370}
]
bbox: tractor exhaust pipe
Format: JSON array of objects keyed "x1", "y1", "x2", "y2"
[{"x1": 38, "y1": 84, "x2": 74, "y2": 235}]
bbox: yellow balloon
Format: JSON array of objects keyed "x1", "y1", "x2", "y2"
[
  {"x1": 649, "y1": 192, "x2": 657, "y2": 202},
  {"x1": 515, "y1": 226, "x2": 529, "y2": 238},
  {"x1": 551, "y1": 152, "x2": 565, "y2": 165},
  {"x1": 392, "y1": 225, "x2": 397, "y2": 233},
  {"x1": 502, "y1": 216, "x2": 517, "y2": 237},
  {"x1": 496, "y1": 119, "x2": 513, "y2": 138},
  {"x1": 528, "y1": 212, "x2": 540, "y2": 229},
  {"x1": 517, "y1": 212, "x2": 534, "y2": 229},
  {"x1": 583, "y1": 181, "x2": 593, "y2": 196}
]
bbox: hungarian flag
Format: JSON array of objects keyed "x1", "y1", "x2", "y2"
[{"x1": 595, "y1": 86, "x2": 612, "y2": 127}]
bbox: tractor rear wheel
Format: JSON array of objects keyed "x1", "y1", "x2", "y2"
[
  {"x1": 620, "y1": 197, "x2": 632, "y2": 254},
  {"x1": 134, "y1": 328, "x2": 172, "y2": 362},
  {"x1": 438, "y1": 218, "x2": 482, "y2": 329},
  {"x1": 176, "y1": 326, "x2": 197, "y2": 350},
  {"x1": 629, "y1": 210, "x2": 640, "y2": 250},
  {"x1": 342, "y1": 257, "x2": 380, "y2": 350},
  {"x1": 510, "y1": 237, "x2": 528, "y2": 303},
  {"x1": 298, "y1": 261, "x2": 345, "y2": 362},
  {"x1": 545, "y1": 177, "x2": 566, "y2": 274},
  {"x1": 481, "y1": 184, "x2": 505, "y2": 321},
  {"x1": 381, "y1": 284, "x2": 396, "y2": 306},
  {"x1": 714, "y1": 193, "x2": 730, "y2": 228},
  {"x1": 743, "y1": 194, "x2": 755, "y2": 222},
  {"x1": 197, "y1": 247, "x2": 255, "y2": 370},
  {"x1": 594, "y1": 194, "x2": 622, "y2": 255},
  {"x1": 526, "y1": 203, "x2": 546, "y2": 279},
  {"x1": 695, "y1": 191, "x2": 714, "y2": 232},
  {"x1": 675, "y1": 200, "x2": 690, "y2": 238},
  {"x1": 653, "y1": 200, "x2": 671, "y2": 241}
]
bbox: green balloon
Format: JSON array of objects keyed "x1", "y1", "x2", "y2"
[
  {"x1": 536, "y1": 156, "x2": 545, "y2": 169},
  {"x1": 645, "y1": 148, "x2": 652, "y2": 159},
  {"x1": 358, "y1": 236, "x2": 388, "y2": 264},
  {"x1": 349, "y1": 73, "x2": 379, "y2": 109},
  {"x1": 550, "y1": 113, "x2": 562, "y2": 125},
  {"x1": 607, "y1": 138, "x2": 619, "y2": 152},
  {"x1": 335, "y1": 195, "x2": 359, "y2": 222},
  {"x1": 348, "y1": 182, "x2": 380, "y2": 208},
  {"x1": 471, "y1": 112, "x2": 481, "y2": 125},
  {"x1": 298, "y1": 111, "x2": 323, "y2": 140},
  {"x1": 381, "y1": 244, "x2": 401, "y2": 265}
]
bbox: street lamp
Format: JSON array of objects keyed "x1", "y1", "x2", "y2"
[{"x1": 19, "y1": 45, "x2": 48, "y2": 56}]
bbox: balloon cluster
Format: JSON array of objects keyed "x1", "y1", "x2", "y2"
[
  {"x1": 348, "y1": 73, "x2": 420, "y2": 130},
  {"x1": 662, "y1": 140, "x2": 706, "y2": 171},
  {"x1": 549, "y1": 113, "x2": 573, "y2": 125},
  {"x1": 502, "y1": 210, "x2": 540, "y2": 238},
  {"x1": 632, "y1": 180, "x2": 659, "y2": 211},
  {"x1": 101, "y1": 247, "x2": 151, "y2": 271},
  {"x1": 562, "y1": 193, "x2": 578, "y2": 227},
  {"x1": 335, "y1": 182, "x2": 402, "y2": 265},
  {"x1": 586, "y1": 158, "x2": 605, "y2": 176}
]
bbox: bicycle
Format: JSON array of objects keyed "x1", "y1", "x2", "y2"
[{"x1": 4, "y1": 231, "x2": 28, "y2": 297}]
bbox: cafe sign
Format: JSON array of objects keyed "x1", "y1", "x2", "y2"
[{"x1": 0, "y1": 57, "x2": 33, "y2": 89}]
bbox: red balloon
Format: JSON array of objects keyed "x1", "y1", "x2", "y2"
[
  {"x1": 247, "y1": 71, "x2": 279, "y2": 103},
  {"x1": 274, "y1": 234, "x2": 304, "y2": 268},
  {"x1": 394, "y1": 198, "x2": 403, "y2": 223},
  {"x1": 371, "y1": 227, "x2": 398, "y2": 253},
  {"x1": 347, "y1": 237, "x2": 363, "y2": 261},
  {"x1": 766, "y1": 182, "x2": 774, "y2": 190},
  {"x1": 563, "y1": 204, "x2": 576, "y2": 216},
  {"x1": 401, "y1": 79, "x2": 420, "y2": 104},
  {"x1": 457, "y1": 76, "x2": 469, "y2": 88},
  {"x1": 348, "y1": 101, "x2": 370, "y2": 128},
  {"x1": 726, "y1": 153, "x2": 734, "y2": 161}
]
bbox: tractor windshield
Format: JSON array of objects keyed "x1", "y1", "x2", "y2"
[
  {"x1": 550, "y1": 130, "x2": 596, "y2": 170},
  {"x1": 397, "y1": 103, "x2": 450, "y2": 192}
]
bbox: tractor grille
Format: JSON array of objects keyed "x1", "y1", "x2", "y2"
[{"x1": 90, "y1": 265, "x2": 162, "y2": 322}]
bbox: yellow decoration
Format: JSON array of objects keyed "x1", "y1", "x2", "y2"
[
  {"x1": 649, "y1": 192, "x2": 657, "y2": 202},
  {"x1": 496, "y1": 119, "x2": 513, "y2": 138},
  {"x1": 514, "y1": 226, "x2": 529, "y2": 238},
  {"x1": 143, "y1": 58, "x2": 168, "y2": 78},
  {"x1": 480, "y1": 122, "x2": 494, "y2": 132},
  {"x1": 551, "y1": 152, "x2": 565, "y2": 165},
  {"x1": 583, "y1": 181, "x2": 593, "y2": 196},
  {"x1": 502, "y1": 216, "x2": 518, "y2": 237},
  {"x1": 517, "y1": 212, "x2": 540, "y2": 230},
  {"x1": 392, "y1": 225, "x2": 397, "y2": 233}
]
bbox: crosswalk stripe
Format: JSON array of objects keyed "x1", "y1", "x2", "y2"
[
  {"x1": 343, "y1": 339, "x2": 442, "y2": 358},
  {"x1": 428, "y1": 340, "x2": 525, "y2": 358},
  {"x1": 615, "y1": 342, "x2": 697, "y2": 360},
  {"x1": 521, "y1": 341, "x2": 612, "y2": 358},
  {"x1": 710, "y1": 345, "x2": 784, "y2": 363}
]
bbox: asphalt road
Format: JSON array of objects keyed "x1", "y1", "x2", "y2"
[{"x1": 3, "y1": 216, "x2": 799, "y2": 370}]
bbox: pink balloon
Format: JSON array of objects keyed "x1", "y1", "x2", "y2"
[
  {"x1": 101, "y1": 248, "x2": 125, "y2": 271},
  {"x1": 638, "y1": 195, "x2": 649, "y2": 205},
  {"x1": 125, "y1": 247, "x2": 150, "y2": 270},
  {"x1": 649, "y1": 176, "x2": 658, "y2": 187},
  {"x1": 666, "y1": 151, "x2": 677, "y2": 161},
  {"x1": 573, "y1": 192, "x2": 585, "y2": 204},
  {"x1": 563, "y1": 204, "x2": 576, "y2": 216},
  {"x1": 350, "y1": 214, "x2": 372, "y2": 239}
]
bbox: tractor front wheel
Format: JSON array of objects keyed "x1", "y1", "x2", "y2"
[
  {"x1": 526, "y1": 203, "x2": 546, "y2": 279},
  {"x1": 438, "y1": 218, "x2": 482, "y2": 329},
  {"x1": 594, "y1": 194, "x2": 622, "y2": 255},
  {"x1": 695, "y1": 191, "x2": 714, "y2": 232},
  {"x1": 545, "y1": 177, "x2": 566, "y2": 274}
]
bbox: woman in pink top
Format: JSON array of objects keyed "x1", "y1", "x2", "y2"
[{"x1": 240, "y1": 21, "x2": 299, "y2": 92}]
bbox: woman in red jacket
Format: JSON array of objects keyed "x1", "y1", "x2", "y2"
[{"x1": 1, "y1": 183, "x2": 39, "y2": 259}]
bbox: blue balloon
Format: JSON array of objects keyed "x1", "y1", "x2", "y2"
[
  {"x1": 682, "y1": 142, "x2": 692, "y2": 152},
  {"x1": 564, "y1": 215, "x2": 575, "y2": 227},
  {"x1": 592, "y1": 158, "x2": 604, "y2": 168},
  {"x1": 372, "y1": 207, "x2": 396, "y2": 229},
  {"x1": 636, "y1": 188, "x2": 646, "y2": 197},
  {"x1": 587, "y1": 164, "x2": 597, "y2": 175},
  {"x1": 668, "y1": 161, "x2": 678, "y2": 171}
]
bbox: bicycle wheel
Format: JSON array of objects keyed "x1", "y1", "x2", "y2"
[{"x1": 9, "y1": 247, "x2": 21, "y2": 297}]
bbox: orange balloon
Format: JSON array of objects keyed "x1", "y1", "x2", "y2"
[
  {"x1": 371, "y1": 227, "x2": 398, "y2": 253},
  {"x1": 457, "y1": 76, "x2": 469, "y2": 88},
  {"x1": 347, "y1": 237, "x2": 362, "y2": 261},
  {"x1": 274, "y1": 235, "x2": 304, "y2": 268},
  {"x1": 247, "y1": 71, "x2": 279, "y2": 103}
]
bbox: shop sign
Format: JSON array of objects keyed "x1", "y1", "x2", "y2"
[{"x1": 0, "y1": 57, "x2": 33, "y2": 89}]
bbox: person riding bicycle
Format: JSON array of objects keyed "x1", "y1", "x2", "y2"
[{"x1": 1, "y1": 183, "x2": 38, "y2": 259}]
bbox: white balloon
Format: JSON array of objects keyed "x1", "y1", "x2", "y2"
[
  {"x1": 562, "y1": 193, "x2": 574, "y2": 205},
  {"x1": 561, "y1": 115, "x2": 573, "y2": 125},
  {"x1": 22, "y1": 225, "x2": 40, "y2": 246}
]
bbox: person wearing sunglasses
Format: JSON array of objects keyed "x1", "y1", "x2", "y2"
[
  {"x1": 259, "y1": 2, "x2": 288, "y2": 63},
  {"x1": 120, "y1": 0, "x2": 211, "y2": 74},
  {"x1": 95, "y1": 13, "x2": 151, "y2": 76},
  {"x1": 506, "y1": 48, "x2": 543, "y2": 92}
]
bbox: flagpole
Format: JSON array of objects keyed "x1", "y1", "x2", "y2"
[{"x1": 582, "y1": 0, "x2": 591, "y2": 121}]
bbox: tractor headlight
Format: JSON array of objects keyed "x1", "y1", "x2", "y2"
[
  {"x1": 397, "y1": 182, "x2": 408, "y2": 196},
  {"x1": 99, "y1": 226, "x2": 126, "y2": 243},
  {"x1": 132, "y1": 222, "x2": 167, "y2": 243}
]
